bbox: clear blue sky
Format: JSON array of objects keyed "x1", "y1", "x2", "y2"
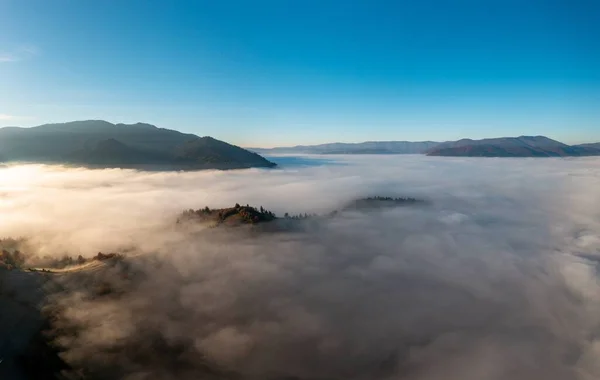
[{"x1": 1, "y1": 0, "x2": 598, "y2": 147}]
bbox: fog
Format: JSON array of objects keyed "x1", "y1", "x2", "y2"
[{"x1": 1, "y1": 155, "x2": 600, "y2": 379}]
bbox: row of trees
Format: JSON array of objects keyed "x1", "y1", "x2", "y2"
[
  {"x1": 363, "y1": 196, "x2": 419, "y2": 202},
  {"x1": 0, "y1": 249, "x2": 26, "y2": 269},
  {"x1": 283, "y1": 212, "x2": 318, "y2": 219},
  {"x1": 0, "y1": 250, "x2": 89, "y2": 270}
]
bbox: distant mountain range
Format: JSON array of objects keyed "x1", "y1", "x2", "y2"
[
  {"x1": 250, "y1": 136, "x2": 600, "y2": 157},
  {"x1": 0, "y1": 120, "x2": 276, "y2": 170},
  {"x1": 250, "y1": 141, "x2": 440, "y2": 155},
  {"x1": 575, "y1": 142, "x2": 600, "y2": 150},
  {"x1": 1, "y1": 122, "x2": 597, "y2": 163},
  {"x1": 426, "y1": 136, "x2": 600, "y2": 157}
]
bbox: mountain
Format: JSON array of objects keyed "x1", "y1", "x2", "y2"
[
  {"x1": 174, "y1": 136, "x2": 276, "y2": 169},
  {"x1": 426, "y1": 136, "x2": 600, "y2": 157},
  {"x1": 250, "y1": 141, "x2": 440, "y2": 154},
  {"x1": 0, "y1": 120, "x2": 276, "y2": 170}
]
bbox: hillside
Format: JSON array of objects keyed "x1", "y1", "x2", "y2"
[
  {"x1": 174, "y1": 137, "x2": 276, "y2": 169},
  {"x1": 0, "y1": 120, "x2": 276, "y2": 170},
  {"x1": 426, "y1": 136, "x2": 600, "y2": 157}
]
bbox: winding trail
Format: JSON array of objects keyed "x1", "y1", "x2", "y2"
[{"x1": 26, "y1": 259, "x2": 107, "y2": 274}]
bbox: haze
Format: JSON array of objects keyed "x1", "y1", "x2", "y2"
[{"x1": 1, "y1": 155, "x2": 600, "y2": 379}]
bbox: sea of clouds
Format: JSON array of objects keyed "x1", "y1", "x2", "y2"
[{"x1": 1, "y1": 155, "x2": 599, "y2": 380}]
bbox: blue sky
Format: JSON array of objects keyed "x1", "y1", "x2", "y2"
[{"x1": 1, "y1": 0, "x2": 599, "y2": 147}]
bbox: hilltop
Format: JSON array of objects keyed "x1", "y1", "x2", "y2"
[
  {"x1": 0, "y1": 120, "x2": 276, "y2": 170},
  {"x1": 178, "y1": 204, "x2": 278, "y2": 227}
]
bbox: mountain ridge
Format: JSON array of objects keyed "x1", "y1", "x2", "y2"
[
  {"x1": 249, "y1": 140, "x2": 441, "y2": 154},
  {"x1": 426, "y1": 136, "x2": 600, "y2": 157},
  {"x1": 0, "y1": 120, "x2": 276, "y2": 170},
  {"x1": 249, "y1": 136, "x2": 600, "y2": 157}
]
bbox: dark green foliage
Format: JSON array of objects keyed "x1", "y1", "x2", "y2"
[
  {"x1": 284, "y1": 212, "x2": 318, "y2": 220},
  {"x1": 94, "y1": 252, "x2": 122, "y2": 261},
  {"x1": 346, "y1": 196, "x2": 422, "y2": 210},
  {"x1": 0, "y1": 238, "x2": 28, "y2": 268},
  {"x1": 0, "y1": 249, "x2": 25, "y2": 268},
  {"x1": 179, "y1": 204, "x2": 277, "y2": 226}
]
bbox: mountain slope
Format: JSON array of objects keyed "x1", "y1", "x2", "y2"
[
  {"x1": 67, "y1": 138, "x2": 173, "y2": 166},
  {"x1": 174, "y1": 137, "x2": 277, "y2": 169},
  {"x1": 0, "y1": 121, "x2": 275, "y2": 170},
  {"x1": 427, "y1": 136, "x2": 600, "y2": 157}
]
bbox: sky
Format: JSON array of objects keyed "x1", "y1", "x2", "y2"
[{"x1": 0, "y1": 0, "x2": 599, "y2": 147}]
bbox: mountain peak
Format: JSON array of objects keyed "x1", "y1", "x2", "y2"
[{"x1": 115, "y1": 122, "x2": 159, "y2": 130}]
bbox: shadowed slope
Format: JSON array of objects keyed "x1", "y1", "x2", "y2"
[{"x1": 0, "y1": 121, "x2": 276, "y2": 170}]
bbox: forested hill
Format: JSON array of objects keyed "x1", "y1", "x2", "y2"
[{"x1": 0, "y1": 120, "x2": 276, "y2": 170}]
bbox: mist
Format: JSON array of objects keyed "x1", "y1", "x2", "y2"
[{"x1": 1, "y1": 155, "x2": 600, "y2": 380}]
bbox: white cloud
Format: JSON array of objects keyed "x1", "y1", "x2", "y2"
[
  {"x1": 0, "y1": 53, "x2": 18, "y2": 62},
  {"x1": 0, "y1": 45, "x2": 39, "y2": 63},
  {"x1": 0, "y1": 113, "x2": 33, "y2": 122}
]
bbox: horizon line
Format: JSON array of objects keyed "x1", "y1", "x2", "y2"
[{"x1": 0, "y1": 119, "x2": 597, "y2": 147}]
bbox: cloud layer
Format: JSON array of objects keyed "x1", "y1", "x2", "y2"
[
  {"x1": 0, "y1": 45, "x2": 38, "y2": 63},
  {"x1": 1, "y1": 155, "x2": 600, "y2": 379}
]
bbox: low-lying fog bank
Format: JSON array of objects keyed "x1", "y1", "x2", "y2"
[{"x1": 1, "y1": 155, "x2": 599, "y2": 380}]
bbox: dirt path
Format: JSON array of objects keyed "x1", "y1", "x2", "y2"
[{"x1": 26, "y1": 259, "x2": 106, "y2": 274}]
